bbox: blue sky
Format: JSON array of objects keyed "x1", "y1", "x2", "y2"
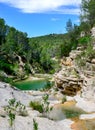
[{"x1": 0, "y1": 0, "x2": 81, "y2": 37}]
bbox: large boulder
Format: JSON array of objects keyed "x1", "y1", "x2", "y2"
[{"x1": 54, "y1": 66, "x2": 83, "y2": 96}]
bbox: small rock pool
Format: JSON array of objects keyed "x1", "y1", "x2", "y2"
[
  {"x1": 13, "y1": 79, "x2": 50, "y2": 90},
  {"x1": 48, "y1": 101, "x2": 86, "y2": 121}
]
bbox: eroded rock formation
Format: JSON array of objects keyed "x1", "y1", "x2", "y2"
[{"x1": 54, "y1": 46, "x2": 95, "y2": 100}]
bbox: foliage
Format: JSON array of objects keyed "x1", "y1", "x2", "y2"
[
  {"x1": 63, "y1": 109, "x2": 85, "y2": 118},
  {"x1": 0, "y1": 75, "x2": 13, "y2": 84},
  {"x1": 66, "y1": 19, "x2": 73, "y2": 33},
  {"x1": 85, "y1": 43, "x2": 95, "y2": 59},
  {"x1": 80, "y1": 22, "x2": 91, "y2": 33},
  {"x1": 24, "y1": 63, "x2": 32, "y2": 74},
  {"x1": 75, "y1": 42, "x2": 95, "y2": 67},
  {"x1": 76, "y1": 54, "x2": 86, "y2": 68},
  {"x1": 0, "y1": 18, "x2": 30, "y2": 78},
  {"x1": 0, "y1": 58, "x2": 14, "y2": 74},
  {"x1": 78, "y1": 36, "x2": 91, "y2": 46},
  {"x1": 65, "y1": 20, "x2": 80, "y2": 50},
  {"x1": 0, "y1": 18, "x2": 7, "y2": 45},
  {"x1": 0, "y1": 17, "x2": 70, "y2": 75},
  {"x1": 44, "y1": 80, "x2": 54, "y2": 90},
  {"x1": 29, "y1": 101, "x2": 43, "y2": 113},
  {"x1": 62, "y1": 96, "x2": 67, "y2": 103},
  {"x1": 41, "y1": 94, "x2": 53, "y2": 115},
  {"x1": 29, "y1": 34, "x2": 70, "y2": 73},
  {"x1": 29, "y1": 94, "x2": 53, "y2": 116},
  {"x1": 33, "y1": 119, "x2": 38, "y2": 130},
  {"x1": 0, "y1": 17, "x2": 82, "y2": 76},
  {"x1": 4, "y1": 98, "x2": 27, "y2": 127},
  {"x1": 81, "y1": 0, "x2": 95, "y2": 28},
  {"x1": 1, "y1": 13, "x2": 94, "y2": 77},
  {"x1": 0, "y1": 71, "x2": 13, "y2": 83}
]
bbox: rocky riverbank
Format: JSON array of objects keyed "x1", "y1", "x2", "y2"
[
  {"x1": 0, "y1": 82, "x2": 73, "y2": 130},
  {"x1": 0, "y1": 80, "x2": 95, "y2": 130}
]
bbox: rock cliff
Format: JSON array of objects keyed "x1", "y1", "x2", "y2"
[{"x1": 54, "y1": 46, "x2": 95, "y2": 102}]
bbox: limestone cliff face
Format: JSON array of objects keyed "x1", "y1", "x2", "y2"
[
  {"x1": 54, "y1": 48, "x2": 83, "y2": 96},
  {"x1": 12, "y1": 54, "x2": 34, "y2": 80},
  {"x1": 54, "y1": 46, "x2": 95, "y2": 101}
]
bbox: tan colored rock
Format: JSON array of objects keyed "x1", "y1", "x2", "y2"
[
  {"x1": 91, "y1": 59, "x2": 95, "y2": 64},
  {"x1": 61, "y1": 57, "x2": 72, "y2": 66},
  {"x1": 69, "y1": 50, "x2": 82, "y2": 60},
  {"x1": 54, "y1": 66, "x2": 83, "y2": 96},
  {"x1": 91, "y1": 27, "x2": 95, "y2": 37}
]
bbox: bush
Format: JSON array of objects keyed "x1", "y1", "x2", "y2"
[
  {"x1": 75, "y1": 43, "x2": 95, "y2": 68},
  {"x1": 42, "y1": 80, "x2": 54, "y2": 91},
  {"x1": 29, "y1": 101, "x2": 43, "y2": 113},
  {"x1": 33, "y1": 119, "x2": 38, "y2": 130},
  {"x1": 62, "y1": 96, "x2": 67, "y2": 103},
  {"x1": 24, "y1": 63, "x2": 31, "y2": 74},
  {"x1": 78, "y1": 36, "x2": 91, "y2": 46},
  {"x1": 29, "y1": 94, "x2": 53, "y2": 117},
  {"x1": 4, "y1": 98, "x2": 28, "y2": 127},
  {"x1": 0, "y1": 60, "x2": 13, "y2": 74},
  {"x1": 0, "y1": 71, "x2": 13, "y2": 83},
  {"x1": 85, "y1": 44, "x2": 95, "y2": 60},
  {"x1": 75, "y1": 53, "x2": 86, "y2": 67}
]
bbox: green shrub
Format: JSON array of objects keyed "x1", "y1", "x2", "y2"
[
  {"x1": 0, "y1": 59, "x2": 16, "y2": 75},
  {"x1": 42, "y1": 80, "x2": 54, "y2": 91},
  {"x1": 0, "y1": 72, "x2": 13, "y2": 83},
  {"x1": 62, "y1": 96, "x2": 67, "y2": 103},
  {"x1": 75, "y1": 54, "x2": 86, "y2": 67},
  {"x1": 78, "y1": 36, "x2": 91, "y2": 45},
  {"x1": 75, "y1": 43, "x2": 95, "y2": 68},
  {"x1": 24, "y1": 63, "x2": 31, "y2": 74},
  {"x1": 29, "y1": 94, "x2": 53, "y2": 117},
  {"x1": 29, "y1": 101, "x2": 43, "y2": 113},
  {"x1": 41, "y1": 94, "x2": 53, "y2": 115},
  {"x1": 4, "y1": 98, "x2": 28, "y2": 127},
  {"x1": 85, "y1": 44, "x2": 95, "y2": 60},
  {"x1": 33, "y1": 119, "x2": 38, "y2": 130}
]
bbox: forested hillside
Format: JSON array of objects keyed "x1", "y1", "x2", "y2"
[{"x1": 0, "y1": 18, "x2": 79, "y2": 80}]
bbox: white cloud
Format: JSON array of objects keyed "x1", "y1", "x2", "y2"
[
  {"x1": 55, "y1": 8, "x2": 81, "y2": 15},
  {"x1": 51, "y1": 18, "x2": 60, "y2": 21},
  {"x1": 0, "y1": 0, "x2": 81, "y2": 14}
]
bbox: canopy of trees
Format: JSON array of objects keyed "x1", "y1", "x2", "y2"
[
  {"x1": 81, "y1": 0, "x2": 95, "y2": 28},
  {"x1": 0, "y1": 18, "x2": 73, "y2": 76}
]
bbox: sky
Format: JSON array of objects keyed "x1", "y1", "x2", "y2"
[{"x1": 0, "y1": 0, "x2": 81, "y2": 37}]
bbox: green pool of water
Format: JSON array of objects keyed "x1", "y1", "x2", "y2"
[
  {"x1": 14, "y1": 80, "x2": 48, "y2": 90},
  {"x1": 49, "y1": 102, "x2": 87, "y2": 121}
]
